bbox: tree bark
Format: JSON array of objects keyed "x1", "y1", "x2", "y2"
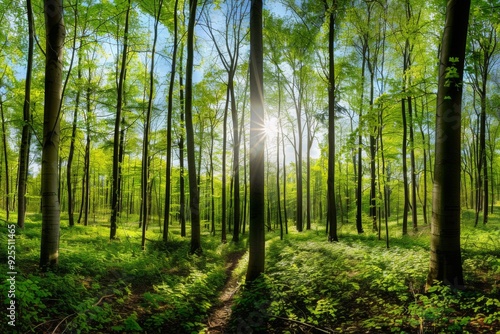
[
  {"x1": 246, "y1": 0, "x2": 265, "y2": 283},
  {"x1": 163, "y1": 0, "x2": 179, "y2": 242},
  {"x1": 356, "y1": 45, "x2": 366, "y2": 235},
  {"x1": 0, "y1": 98, "x2": 9, "y2": 221},
  {"x1": 17, "y1": 0, "x2": 35, "y2": 229},
  {"x1": 40, "y1": 0, "x2": 65, "y2": 270},
  {"x1": 67, "y1": 46, "x2": 81, "y2": 227},
  {"x1": 427, "y1": 0, "x2": 470, "y2": 289},
  {"x1": 186, "y1": 0, "x2": 201, "y2": 254},
  {"x1": 325, "y1": 0, "x2": 338, "y2": 242},
  {"x1": 179, "y1": 49, "x2": 186, "y2": 237}
]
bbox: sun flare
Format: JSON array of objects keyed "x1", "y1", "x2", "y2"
[{"x1": 264, "y1": 116, "x2": 280, "y2": 140}]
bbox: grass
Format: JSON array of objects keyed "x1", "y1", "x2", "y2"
[
  {"x1": 0, "y1": 213, "x2": 247, "y2": 333},
  {"x1": 0, "y1": 210, "x2": 499, "y2": 333},
  {"x1": 230, "y1": 212, "x2": 500, "y2": 333}
]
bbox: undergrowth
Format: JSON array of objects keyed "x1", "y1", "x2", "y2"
[
  {"x1": 230, "y1": 217, "x2": 500, "y2": 333},
  {"x1": 0, "y1": 215, "x2": 247, "y2": 334},
  {"x1": 0, "y1": 211, "x2": 499, "y2": 333}
]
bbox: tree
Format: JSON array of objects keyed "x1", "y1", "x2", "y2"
[
  {"x1": 110, "y1": 0, "x2": 131, "y2": 240},
  {"x1": 0, "y1": 96, "x2": 9, "y2": 221},
  {"x1": 141, "y1": 0, "x2": 164, "y2": 250},
  {"x1": 66, "y1": 0, "x2": 83, "y2": 228},
  {"x1": 17, "y1": 0, "x2": 35, "y2": 229},
  {"x1": 203, "y1": 0, "x2": 249, "y2": 243},
  {"x1": 246, "y1": 0, "x2": 265, "y2": 283},
  {"x1": 40, "y1": 0, "x2": 65, "y2": 270},
  {"x1": 325, "y1": 0, "x2": 338, "y2": 242},
  {"x1": 163, "y1": 0, "x2": 180, "y2": 242},
  {"x1": 427, "y1": 0, "x2": 470, "y2": 289},
  {"x1": 185, "y1": 0, "x2": 202, "y2": 254},
  {"x1": 468, "y1": 0, "x2": 498, "y2": 226}
]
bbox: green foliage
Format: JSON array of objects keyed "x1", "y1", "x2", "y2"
[
  {"x1": 0, "y1": 220, "x2": 246, "y2": 333},
  {"x1": 142, "y1": 266, "x2": 226, "y2": 333},
  {"x1": 230, "y1": 276, "x2": 271, "y2": 333},
  {"x1": 230, "y1": 226, "x2": 500, "y2": 333}
]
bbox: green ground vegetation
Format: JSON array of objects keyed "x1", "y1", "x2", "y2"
[{"x1": 0, "y1": 210, "x2": 499, "y2": 333}]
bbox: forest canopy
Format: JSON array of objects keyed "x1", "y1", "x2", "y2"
[{"x1": 0, "y1": 0, "x2": 499, "y2": 333}]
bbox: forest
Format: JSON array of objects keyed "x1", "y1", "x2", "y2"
[{"x1": 0, "y1": 0, "x2": 499, "y2": 333}]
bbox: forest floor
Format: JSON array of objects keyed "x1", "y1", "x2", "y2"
[
  {"x1": 205, "y1": 249, "x2": 247, "y2": 333},
  {"x1": 0, "y1": 211, "x2": 499, "y2": 333}
]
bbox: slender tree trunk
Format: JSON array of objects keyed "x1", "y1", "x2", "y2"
[
  {"x1": 163, "y1": 0, "x2": 179, "y2": 242},
  {"x1": 246, "y1": 0, "x2": 265, "y2": 283},
  {"x1": 1, "y1": 98, "x2": 9, "y2": 221},
  {"x1": 356, "y1": 48, "x2": 366, "y2": 235},
  {"x1": 83, "y1": 138, "x2": 90, "y2": 226},
  {"x1": 276, "y1": 72, "x2": 283, "y2": 240},
  {"x1": 369, "y1": 73, "x2": 377, "y2": 232},
  {"x1": 306, "y1": 127, "x2": 312, "y2": 230},
  {"x1": 408, "y1": 95, "x2": 418, "y2": 231},
  {"x1": 40, "y1": 0, "x2": 65, "y2": 270},
  {"x1": 67, "y1": 50, "x2": 81, "y2": 227},
  {"x1": 325, "y1": 0, "x2": 338, "y2": 242},
  {"x1": 77, "y1": 153, "x2": 85, "y2": 224},
  {"x1": 186, "y1": 0, "x2": 201, "y2": 254},
  {"x1": 401, "y1": 43, "x2": 410, "y2": 235},
  {"x1": 295, "y1": 98, "x2": 303, "y2": 232},
  {"x1": 239, "y1": 79, "x2": 249, "y2": 235},
  {"x1": 18, "y1": 0, "x2": 35, "y2": 228},
  {"x1": 142, "y1": 0, "x2": 163, "y2": 250},
  {"x1": 110, "y1": 0, "x2": 130, "y2": 240},
  {"x1": 280, "y1": 114, "x2": 288, "y2": 234},
  {"x1": 230, "y1": 76, "x2": 241, "y2": 242},
  {"x1": 427, "y1": 0, "x2": 470, "y2": 289},
  {"x1": 242, "y1": 126, "x2": 248, "y2": 234},
  {"x1": 210, "y1": 125, "x2": 216, "y2": 235},
  {"x1": 379, "y1": 109, "x2": 390, "y2": 248},
  {"x1": 178, "y1": 49, "x2": 187, "y2": 237},
  {"x1": 418, "y1": 97, "x2": 429, "y2": 225},
  {"x1": 221, "y1": 88, "x2": 229, "y2": 243}
]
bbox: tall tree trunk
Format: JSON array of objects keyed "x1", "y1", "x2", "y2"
[
  {"x1": 0, "y1": 98, "x2": 9, "y2": 221},
  {"x1": 242, "y1": 126, "x2": 248, "y2": 234},
  {"x1": 40, "y1": 0, "x2": 65, "y2": 270},
  {"x1": 67, "y1": 47, "x2": 81, "y2": 228},
  {"x1": 83, "y1": 136, "x2": 90, "y2": 226},
  {"x1": 427, "y1": 0, "x2": 470, "y2": 289},
  {"x1": 18, "y1": 0, "x2": 35, "y2": 229},
  {"x1": 401, "y1": 41, "x2": 410, "y2": 235},
  {"x1": 325, "y1": 0, "x2": 338, "y2": 242},
  {"x1": 306, "y1": 123, "x2": 312, "y2": 231},
  {"x1": 356, "y1": 46, "x2": 366, "y2": 235},
  {"x1": 209, "y1": 124, "x2": 216, "y2": 235},
  {"x1": 179, "y1": 49, "x2": 186, "y2": 237},
  {"x1": 408, "y1": 95, "x2": 418, "y2": 231},
  {"x1": 280, "y1": 111, "x2": 288, "y2": 234},
  {"x1": 471, "y1": 23, "x2": 497, "y2": 225},
  {"x1": 221, "y1": 88, "x2": 229, "y2": 243},
  {"x1": 230, "y1": 76, "x2": 241, "y2": 242},
  {"x1": 418, "y1": 96, "x2": 429, "y2": 225},
  {"x1": 163, "y1": 0, "x2": 179, "y2": 242},
  {"x1": 368, "y1": 73, "x2": 377, "y2": 232},
  {"x1": 141, "y1": 0, "x2": 163, "y2": 250},
  {"x1": 246, "y1": 0, "x2": 265, "y2": 283},
  {"x1": 295, "y1": 96, "x2": 303, "y2": 232},
  {"x1": 186, "y1": 0, "x2": 201, "y2": 254},
  {"x1": 110, "y1": 0, "x2": 130, "y2": 240},
  {"x1": 276, "y1": 72, "x2": 283, "y2": 240}
]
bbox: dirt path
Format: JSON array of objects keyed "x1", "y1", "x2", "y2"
[{"x1": 205, "y1": 250, "x2": 247, "y2": 333}]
